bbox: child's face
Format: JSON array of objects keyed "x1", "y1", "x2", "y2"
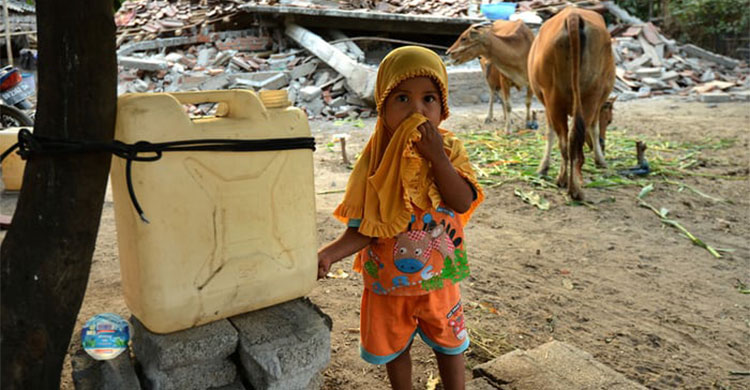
[{"x1": 382, "y1": 76, "x2": 443, "y2": 133}]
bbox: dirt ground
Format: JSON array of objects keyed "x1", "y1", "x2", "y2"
[{"x1": 1, "y1": 96, "x2": 748, "y2": 390}]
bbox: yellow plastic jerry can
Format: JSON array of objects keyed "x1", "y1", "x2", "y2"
[
  {"x1": 0, "y1": 127, "x2": 27, "y2": 191},
  {"x1": 111, "y1": 90, "x2": 317, "y2": 334}
]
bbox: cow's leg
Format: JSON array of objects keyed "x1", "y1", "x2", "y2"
[
  {"x1": 538, "y1": 126, "x2": 555, "y2": 177},
  {"x1": 501, "y1": 82, "x2": 512, "y2": 134},
  {"x1": 590, "y1": 112, "x2": 607, "y2": 168},
  {"x1": 557, "y1": 125, "x2": 570, "y2": 189},
  {"x1": 567, "y1": 109, "x2": 590, "y2": 201},
  {"x1": 524, "y1": 88, "x2": 534, "y2": 128},
  {"x1": 485, "y1": 85, "x2": 495, "y2": 124},
  {"x1": 538, "y1": 104, "x2": 567, "y2": 180}
]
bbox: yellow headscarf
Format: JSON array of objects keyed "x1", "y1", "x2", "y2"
[{"x1": 333, "y1": 46, "x2": 483, "y2": 237}]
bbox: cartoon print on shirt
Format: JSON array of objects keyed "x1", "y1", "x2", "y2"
[
  {"x1": 392, "y1": 213, "x2": 456, "y2": 274},
  {"x1": 446, "y1": 301, "x2": 467, "y2": 341}
]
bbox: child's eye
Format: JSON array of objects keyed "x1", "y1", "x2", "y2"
[
  {"x1": 395, "y1": 94, "x2": 409, "y2": 103},
  {"x1": 424, "y1": 95, "x2": 437, "y2": 103}
]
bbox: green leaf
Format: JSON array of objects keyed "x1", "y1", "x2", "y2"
[
  {"x1": 514, "y1": 188, "x2": 550, "y2": 210},
  {"x1": 638, "y1": 183, "x2": 654, "y2": 199}
]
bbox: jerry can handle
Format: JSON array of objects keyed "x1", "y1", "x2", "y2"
[{"x1": 168, "y1": 90, "x2": 262, "y2": 119}]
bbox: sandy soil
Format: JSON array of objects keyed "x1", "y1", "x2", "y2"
[{"x1": 2, "y1": 96, "x2": 748, "y2": 390}]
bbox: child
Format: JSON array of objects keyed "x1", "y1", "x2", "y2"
[{"x1": 317, "y1": 46, "x2": 484, "y2": 390}]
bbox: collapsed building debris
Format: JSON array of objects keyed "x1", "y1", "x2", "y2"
[{"x1": 113, "y1": 0, "x2": 749, "y2": 121}]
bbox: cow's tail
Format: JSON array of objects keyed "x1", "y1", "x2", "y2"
[{"x1": 567, "y1": 12, "x2": 586, "y2": 174}]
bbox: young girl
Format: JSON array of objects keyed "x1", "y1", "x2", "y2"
[{"x1": 317, "y1": 46, "x2": 484, "y2": 390}]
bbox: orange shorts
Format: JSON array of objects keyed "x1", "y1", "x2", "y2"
[{"x1": 359, "y1": 283, "x2": 469, "y2": 364}]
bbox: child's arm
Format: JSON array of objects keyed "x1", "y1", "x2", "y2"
[
  {"x1": 416, "y1": 121, "x2": 474, "y2": 213},
  {"x1": 317, "y1": 227, "x2": 374, "y2": 279}
]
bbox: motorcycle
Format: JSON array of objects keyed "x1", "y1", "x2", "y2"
[{"x1": 0, "y1": 65, "x2": 34, "y2": 129}]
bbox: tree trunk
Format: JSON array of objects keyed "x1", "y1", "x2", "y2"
[{"x1": 0, "y1": 2, "x2": 116, "y2": 389}]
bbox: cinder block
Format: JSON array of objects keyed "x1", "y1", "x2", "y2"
[
  {"x1": 71, "y1": 348, "x2": 142, "y2": 390},
  {"x1": 131, "y1": 316, "x2": 238, "y2": 372},
  {"x1": 142, "y1": 358, "x2": 237, "y2": 390},
  {"x1": 231, "y1": 298, "x2": 331, "y2": 390}
]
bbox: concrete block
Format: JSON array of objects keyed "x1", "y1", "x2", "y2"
[
  {"x1": 681, "y1": 43, "x2": 740, "y2": 68},
  {"x1": 200, "y1": 74, "x2": 232, "y2": 90},
  {"x1": 660, "y1": 70, "x2": 680, "y2": 82},
  {"x1": 71, "y1": 348, "x2": 141, "y2": 390},
  {"x1": 234, "y1": 72, "x2": 290, "y2": 90},
  {"x1": 291, "y1": 60, "x2": 319, "y2": 80},
  {"x1": 231, "y1": 298, "x2": 331, "y2": 390},
  {"x1": 635, "y1": 67, "x2": 663, "y2": 78},
  {"x1": 165, "y1": 53, "x2": 185, "y2": 63},
  {"x1": 700, "y1": 92, "x2": 732, "y2": 103},
  {"x1": 700, "y1": 69, "x2": 716, "y2": 83},
  {"x1": 327, "y1": 96, "x2": 346, "y2": 109},
  {"x1": 197, "y1": 48, "x2": 218, "y2": 67},
  {"x1": 300, "y1": 86, "x2": 323, "y2": 101},
  {"x1": 131, "y1": 316, "x2": 238, "y2": 371},
  {"x1": 314, "y1": 70, "x2": 331, "y2": 87},
  {"x1": 142, "y1": 358, "x2": 237, "y2": 390},
  {"x1": 642, "y1": 77, "x2": 669, "y2": 90},
  {"x1": 473, "y1": 341, "x2": 647, "y2": 390},
  {"x1": 302, "y1": 97, "x2": 326, "y2": 117}
]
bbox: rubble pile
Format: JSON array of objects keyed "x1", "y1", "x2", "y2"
[
  {"x1": 115, "y1": 0, "x2": 247, "y2": 44},
  {"x1": 117, "y1": 26, "x2": 374, "y2": 120},
  {"x1": 610, "y1": 22, "x2": 749, "y2": 102}
]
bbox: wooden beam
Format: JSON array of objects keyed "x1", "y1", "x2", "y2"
[{"x1": 0, "y1": 1, "x2": 117, "y2": 388}]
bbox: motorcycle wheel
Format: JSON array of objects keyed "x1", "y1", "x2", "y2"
[{"x1": 0, "y1": 104, "x2": 33, "y2": 129}]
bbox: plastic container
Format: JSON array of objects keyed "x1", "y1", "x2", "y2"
[
  {"x1": 480, "y1": 2, "x2": 517, "y2": 20},
  {"x1": 111, "y1": 89, "x2": 318, "y2": 334},
  {"x1": 21, "y1": 72, "x2": 35, "y2": 92},
  {"x1": 0, "y1": 127, "x2": 26, "y2": 191}
]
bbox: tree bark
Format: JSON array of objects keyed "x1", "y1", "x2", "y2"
[{"x1": 1, "y1": 2, "x2": 116, "y2": 389}]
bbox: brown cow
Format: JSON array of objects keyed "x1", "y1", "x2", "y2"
[
  {"x1": 479, "y1": 56, "x2": 522, "y2": 126},
  {"x1": 447, "y1": 20, "x2": 535, "y2": 134},
  {"x1": 529, "y1": 7, "x2": 615, "y2": 200}
]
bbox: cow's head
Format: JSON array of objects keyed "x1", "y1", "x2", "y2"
[
  {"x1": 393, "y1": 224, "x2": 446, "y2": 274},
  {"x1": 598, "y1": 96, "x2": 617, "y2": 153},
  {"x1": 446, "y1": 22, "x2": 492, "y2": 65}
]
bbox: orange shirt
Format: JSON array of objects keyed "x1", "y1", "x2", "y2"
[{"x1": 352, "y1": 204, "x2": 469, "y2": 296}]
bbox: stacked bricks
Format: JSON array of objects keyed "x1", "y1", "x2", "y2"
[
  {"x1": 230, "y1": 299, "x2": 331, "y2": 390},
  {"x1": 72, "y1": 298, "x2": 331, "y2": 390}
]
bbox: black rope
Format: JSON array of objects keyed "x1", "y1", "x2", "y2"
[{"x1": 0, "y1": 128, "x2": 316, "y2": 223}]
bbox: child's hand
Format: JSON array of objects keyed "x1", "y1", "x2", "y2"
[
  {"x1": 415, "y1": 121, "x2": 447, "y2": 164},
  {"x1": 318, "y1": 252, "x2": 333, "y2": 279}
]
